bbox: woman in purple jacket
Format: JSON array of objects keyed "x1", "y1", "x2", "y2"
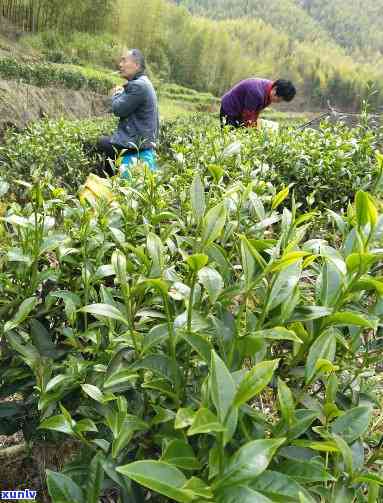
[{"x1": 220, "y1": 78, "x2": 296, "y2": 128}]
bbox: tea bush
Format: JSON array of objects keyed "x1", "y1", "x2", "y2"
[
  {"x1": 159, "y1": 83, "x2": 219, "y2": 109},
  {"x1": 163, "y1": 113, "x2": 382, "y2": 211},
  {"x1": 0, "y1": 55, "x2": 219, "y2": 112},
  {"x1": 1, "y1": 134, "x2": 383, "y2": 501},
  {"x1": 0, "y1": 116, "x2": 116, "y2": 193},
  {"x1": 0, "y1": 57, "x2": 116, "y2": 94},
  {"x1": 1, "y1": 112, "x2": 381, "y2": 211}
]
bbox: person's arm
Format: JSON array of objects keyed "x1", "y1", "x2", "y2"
[
  {"x1": 111, "y1": 81, "x2": 145, "y2": 118},
  {"x1": 241, "y1": 109, "x2": 260, "y2": 127},
  {"x1": 241, "y1": 87, "x2": 264, "y2": 127}
]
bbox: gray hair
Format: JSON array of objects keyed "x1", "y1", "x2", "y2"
[{"x1": 127, "y1": 49, "x2": 146, "y2": 71}]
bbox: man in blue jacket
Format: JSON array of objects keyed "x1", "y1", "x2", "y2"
[{"x1": 97, "y1": 49, "x2": 159, "y2": 177}]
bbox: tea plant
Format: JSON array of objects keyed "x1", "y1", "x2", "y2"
[
  {"x1": 163, "y1": 113, "x2": 382, "y2": 211},
  {"x1": 1, "y1": 156, "x2": 383, "y2": 501},
  {"x1": 0, "y1": 57, "x2": 116, "y2": 94},
  {"x1": 1, "y1": 112, "x2": 381, "y2": 210},
  {"x1": 0, "y1": 116, "x2": 116, "y2": 194}
]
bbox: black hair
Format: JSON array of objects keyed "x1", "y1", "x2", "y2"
[
  {"x1": 272, "y1": 79, "x2": 296, "y2": 101},
  {"x1": 128, "y1": 49, "x2": 146, "y2": 71}
]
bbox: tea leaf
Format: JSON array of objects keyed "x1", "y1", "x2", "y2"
[
  {"x1": 218, "y1": 438, "x2": 285, "y2": 487},
  {"x1": 234, "y1": 360, "x2": 279, "y2": 407},
  {"x1": 116, "y1": 461, "x2": 193, "y2": 503},
  {"x1": 162, "y1": 440, "x2": 201, "y2": 470},
  {"x1": 331, "y1": 406, "x2": 371, "y2": 443},
  {"x1": 4, "y1": 296, "x2": 37, "y2": 332},
  {"x1": 251, "y1": 470, "x2": 316, "y2": 502},
  {"x1": 188, "y1": 408, "x2": 225, "y2": 436},
  {"x1": 182, "y1": 332, "x2": 212, "y2": 364},
  {"x1": 186, "y1": 253, "x2": 209, "y2": 272},
  {"x1": 198, "y1": 266, "x2": 224, "y2": 303},
  {"x1": 103, "y1": 370, "x2": 139, "y2": 390},
  {"x1": 278, "y1": 378, "x2": 296, "y2": 427},
  {"x1": 191, "y1": 174, "x2": 206, "y2": 221},
  {"x1": 201, "y1": 203, "x2": 226, "y2": 248},
  {"x1": 278, "y1": 460, "x2": 335, "y2": 482},
  {"x1": 217, "y1": 486, "x2": 272, "y2": 503},
  {"x1": 87, "y1": 453, "x2": 104, "y2": 503},
  {"x1": 266, "y1": 261, "x2": 301, "y2": 313},
  {"x1": 131, "y1": 355, "x2": 181, "y2": 384},
  {"x1": 111, "y1": 249, "x2": 128, "y2": 287},
  {"x1": 39, "y1": 414, "x2": 74, "y2": 435},
  {"x1": 253, "y1": 327, "x2": 302, "y2": 343},
  {"x1": 272, "y1": 186, "x2": 289, "y2": 210},
  {"x1": 46, "y1": 470, "x2": 84, "y2": 503},
  {"x1": 305, "y1": 328, "x2": 337, "y2": 384},
  {"x1": 79, "y1": 304, "x2": 128, "y2": 325},
  {"x1": 81, "y1": 384, "x2": 105, "y2": 403},
  {"x1": 175, "y1": 407, "x2": 196, "y2": 430},
  {"x1": 325, "y1": 311, "x2": 377, "y2": 329},
  {"x1": 355, "y1": 191, "x2": 377, "y2": 231},
  {"x1": 210, "y1": 351, "x2": 236, "y2": 422}
]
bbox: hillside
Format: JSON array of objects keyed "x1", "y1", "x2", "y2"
[
  {"x1": 181, "y1": 0, "x2": 331, "y2": 44},
  {"x1": 180, "y1": 0, "x2": 383, "y2": 110},
  {"x1": 181, "y1": 0, "x2": 383, "y2": 60},
  {"x1": 0, "y1": 16, "x2": 221, "y2": 134},
  {"x1": 301, "y1": 0, "x2": 383, "y2": 59},
  {"x1": 1, "y1": 0, "x2": 383, "y2": 111}
]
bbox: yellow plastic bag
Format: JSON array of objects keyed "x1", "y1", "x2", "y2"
[{"x1": 79, "y1": 173, "x2": 114, "y2": 205}]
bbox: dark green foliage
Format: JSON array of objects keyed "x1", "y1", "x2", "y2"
[
  {"x1": 1, "y1": 113, "x2": 383, "y2": 501},
  {"x1": 0, "y1": 57, "x2": 116, "y2": 94},
  {"x1": 161, "y1": 113, "x2": 381, "y2": 211},
  {"x1": 3, "y1": 0, "x2": 382, "y2": 108},
  {"x1": 0, "y1": 116, "x2": 116, "y2": 192},
  {"x1": 301, "y1": 0, "x2": 383, "y2": 57}
]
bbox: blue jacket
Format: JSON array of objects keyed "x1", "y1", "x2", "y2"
[{"x1": 110, "y1": 71, "x2": 159, "y2": 150}]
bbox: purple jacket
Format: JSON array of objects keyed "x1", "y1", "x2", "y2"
[{"x1": 221, "y1": 78, "x2": 273, "y2": 125}]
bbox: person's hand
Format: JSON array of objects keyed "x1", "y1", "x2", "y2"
[{"x1": 112, "y1": 85, "x2": 124, "y2": 96}]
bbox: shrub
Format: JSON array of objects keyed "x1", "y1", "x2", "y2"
[
  {"x1": 0, "y1": 57, "x2": 116, "y2": 94},
  {"x1": 1, "y1": 113, "x2": 381, "y2": 210},
  {"x1": 164, "y1": 113, "x2": 381, "y2": 211},
  {"x1": 0, "y1": 117, "x2": 116, "y2": 192},
  {"x1": 0, "y1": 114, "x2": 383, "y2": 500}
]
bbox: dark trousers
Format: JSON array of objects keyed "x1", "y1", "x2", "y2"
[
  {"x1": 220, "y1": 106, "x2": 243, "y2": 129},
  {"x1": 85, "y1": 135, "x2": 122, "y2": 176},
  {"x1": 96, "y1": 135, "x2": 142, "y2": 176},
  {"x1": 97, "y1": 135, "x2": 126, "y2": 157}
]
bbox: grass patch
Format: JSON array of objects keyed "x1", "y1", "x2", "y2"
[{"x1": 159, "y1": 97, "x2": 198, "y2": 119}]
